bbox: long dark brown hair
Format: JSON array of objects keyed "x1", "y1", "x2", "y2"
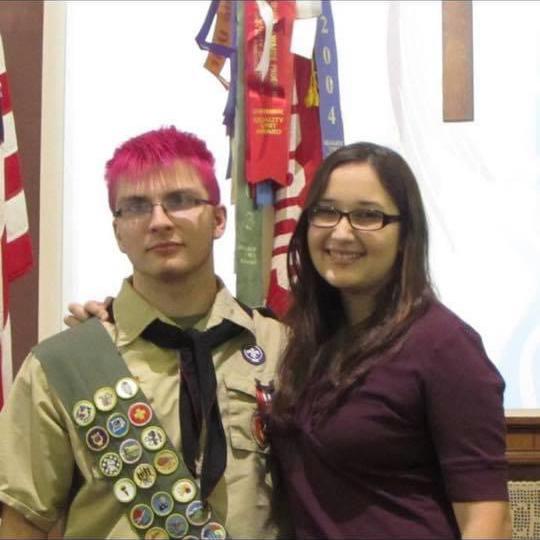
[{"x1": 272, "y1": 142, "x2": 435, "y2": 426}]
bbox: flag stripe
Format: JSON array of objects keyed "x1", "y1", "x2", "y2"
[
  {"x1": 0, "y1": 72, "x2": 11, "y2": 114},
  {"x1": 5, "y1": 152, "x2": 23, "y2": 197},
  {"x1": 6, "y1": 190, "x2": 30, "y2": 242}
]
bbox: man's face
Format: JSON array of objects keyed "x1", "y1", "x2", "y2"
[{"x1": 113, "y1": 162, "x2": 226, "y2": 286}]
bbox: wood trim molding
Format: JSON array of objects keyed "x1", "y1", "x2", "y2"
[
  {"x1": 506, "y1": 415, "x2": 540, "y2": 480},
  {"x1": 39, "y1": 2, "x2": 66, "y2": 340}
]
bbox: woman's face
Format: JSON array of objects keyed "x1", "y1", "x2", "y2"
[{"x1": 307, "y1": 162, "x2": 401, "y2": 312}]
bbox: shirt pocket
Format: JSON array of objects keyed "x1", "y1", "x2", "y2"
[{"x1": 224, "y1": 373, "x2": 269, "y2": 455}]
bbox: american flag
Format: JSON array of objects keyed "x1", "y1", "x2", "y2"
[
  {"x1": 0, "y1": 34, "x2": 33, "y2": 410},
  {"x1": 266, "y1": 56, "x2": 322, "y2": 315}
]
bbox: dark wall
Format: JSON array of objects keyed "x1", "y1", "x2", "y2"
[{"x1": 0, "y1": 2, "x2": 43, "y2": 374}]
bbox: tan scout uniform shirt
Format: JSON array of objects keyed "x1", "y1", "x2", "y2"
[{"x1": 0, "y1": 278, "x2": 288, "y2": 538}]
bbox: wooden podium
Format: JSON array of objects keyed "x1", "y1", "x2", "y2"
[{"x1": 506, "y1": 411, "x2": 540, "y2": 480}]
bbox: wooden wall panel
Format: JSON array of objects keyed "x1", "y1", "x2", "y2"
[
  {"x1": 0, "y1": 2, "x2": 43, "y2": 374},
  {"x1": 506, "y1": 416, "x2": 540, "y2": 481},
  {"x1": 442, "y1": 0, "x2": 474, "y2": 121}
]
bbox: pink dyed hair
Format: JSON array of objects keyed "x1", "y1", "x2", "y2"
[{"x1": 105, "y1": 126, "x2": 220, "y2": 210}]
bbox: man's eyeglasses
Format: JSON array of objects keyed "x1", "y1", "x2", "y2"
[
  {"x1": 114, "y1": 192, "x2": 212, "y2": 220},
  {"x1": 308, "y1": 206, "x2": 401, "y2": 231}
]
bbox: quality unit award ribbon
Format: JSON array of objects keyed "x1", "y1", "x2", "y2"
[{"x1": 244, "y1": 0, "x2": 296, "y2": 188}]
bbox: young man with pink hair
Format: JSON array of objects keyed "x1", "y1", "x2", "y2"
[{"x1": 0, "y1": 127, "x2": 287, "y2": 538}]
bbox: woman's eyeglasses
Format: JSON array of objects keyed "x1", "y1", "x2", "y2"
[{"x1": 308, "y1": 206, "x2": 401, "y2": 231}]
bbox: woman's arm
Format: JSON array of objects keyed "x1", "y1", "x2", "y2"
[{"x1": 452, "y1": 500, "x2": 512, "y2": 539}]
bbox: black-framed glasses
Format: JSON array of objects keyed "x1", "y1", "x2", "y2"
[
  {"x1": 114, "y1": 191, "x2": 212, "y2": 219},
  {"x1": 308, "y1": 206, "x2": 402, "y2": 231}
]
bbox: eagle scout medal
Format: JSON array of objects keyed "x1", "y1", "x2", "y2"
[
  {"x1": 130, "y1": 503, "x2": 154, "y2": 530},
  {"x1": 133, "y1": 463, "x2": 157, "y2": 489},
  {"x1": 128, "y1": 402, "x2": 153, "y2": 427},
  {"x1": 251, "y1": 412, "x2": 267, "y2": 449},
  {"x1": 94, "y1": 386, "x2": 117, "y2": 411},
  {"x1": 154, "y1": 449, "x2": 179, "y2": 475},
  {"x1": 150, "y1": 491, "x2": 174, "y2": 517},
  {"x1": 106, "y1": 412, "x2": 130, "y2": 438},
  {"x1": 185, "y1": 500, "x2": 211, "y2": 526},
  {"x1": 165, "y1": 513, "x2": 189, "y2": 539},
  {"x1": 72, "y1": 400, "x2": 96, "y2": 426},
  {"x1": 241, "y1": 344, "x2": 265, "y2": 365},
  {"x1": 119, "y1": 438, "x2": 143, "y2": 464},
  {"x1": 202, "y1": 522, "x2": 227, "y2": 540},
  {"x1": 99, "y1": 452, "x2": 123, "y2": 477},
  {"x1": 251, "y1": 379, "x2": 274, "y2": 449},
  {"x1": 113, "y1": 478, "x2": 137, "y2": 503},
  {"x1": 141, "y1": 426, "x2": 166, "y2": 451},
  {"x1": 86, "y1": 426, "x2": 110, "y2": 452},
  {"x1": 145, "y1": 527, "x2": 169, "y2": 540},
  {"x1": 116, "y1": 376, "x2": 139, "y2": 399},
  {"x1": 171, "y1": 478, "x2": 197, "y2": 503}
]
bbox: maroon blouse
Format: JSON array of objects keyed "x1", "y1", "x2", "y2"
[{"x1": 271, "y1": 301, "x2": 508, "y2": 539}]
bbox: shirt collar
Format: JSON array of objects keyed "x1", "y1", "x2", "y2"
[{"x1": 113, "y1": 277, "x2": 256, "y2": 347}]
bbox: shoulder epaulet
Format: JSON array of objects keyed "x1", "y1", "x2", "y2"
[{"x1": 234, "y1": 298, "x2": 278, "y2": 321}]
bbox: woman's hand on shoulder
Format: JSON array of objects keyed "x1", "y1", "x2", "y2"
[{"x1": 63, "y1": 297, "x2": 113, "y2": 327}]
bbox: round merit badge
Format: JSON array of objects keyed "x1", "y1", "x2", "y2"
[
  {"x1": 172, "y1": 478, "x2": 197, "y2": 504},
  {"x1": 106, "y1": 412, "x2": 130, "y2": 438},
  {"x1": 185, "y1": 500, "x2": 211, "y2": 526},
  {"x1": 72, "y1": 400, "x2": 96, "y2": 427},
  {"x1": 145, "y1": 527, "x2": 169, "y2": 540},
  {"x1": 130, "y1": 503, "x2": 154, "y2": 530},
  {"x1": 128, "y1": 402, "x2": 153, "y2": 427},
  {"x1": 99, "y1": 452, "x2": 123, "y2": 477},
  {"x1": 116, "y1": 376, "x2": 139, "y2": 399},
  {"x1": 93, "y1": 386, "x2": 117, "y2": 412},
  {"x1": 241, "y1": 344, "x2": 265, "y2": 365},
  {"x1": 86, "y1": 426, "x2": 110, "y2": 452},
  {"x1": 133, "y1": 463, "x2": 157, "y2": 489},
  {"x1": 154, "y1": 449, "x2": 179, "y2": 475},
  {"x1": 119, "y1": 438, "x2": 143, "y2": 465},
  {"x1": 165, "y1": 513, "x2": 189, "y2": 539},
  {"x1": 141, "y1": 426, "x2": 166, "y2": 451},
  {"x1": 113, "y1": 477, "x2": 137, "y2": 504},
  {"x1": 201, "y1": 522, "x2": 227, "y2": 540},
  {"x1": 150, "y1": 491, "x2": 174, "y2": 517}
]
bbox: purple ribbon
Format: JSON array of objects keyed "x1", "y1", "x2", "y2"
[
  {"x1": 195, "y1": 0, "x2": 238, "y2": 174},
  {"x1": 195, "y1": 0, "x2": 235, "y2": 57},
  {"x1": 223, "y1": 1, "x2": 238, "y2": 137}
]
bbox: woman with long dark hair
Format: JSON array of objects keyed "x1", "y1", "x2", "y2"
[{"x1": 270, "y1": 142, "x2": 511, "y2": 539}]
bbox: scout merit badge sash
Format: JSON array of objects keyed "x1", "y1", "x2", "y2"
[{"x1": 34, "y1": 318, "x2": 229, "y2": 540}]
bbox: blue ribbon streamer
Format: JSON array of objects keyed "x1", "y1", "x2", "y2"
[
  {"x1": 314, "y1": 0, "x2": 345, "y2": 157},
  {"x1": 255, "y1": 181, "x2": 275, "y2": 207}
]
